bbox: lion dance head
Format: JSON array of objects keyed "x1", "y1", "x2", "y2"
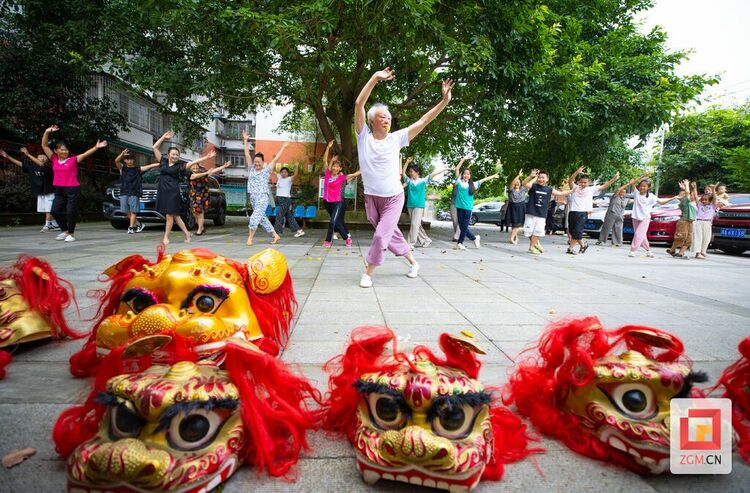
[
  {"x1": 322, "y1": 326, "x2": 537, "y2": 492},
  {"x1": 55, "y1": 336, "x2": 320, "y2": 492},
  {"x1": 504, "y1": 316, "x2": 707, "y2": 474},
  {"x1": 69, "y1": 247, "x2": 295, "y2": 377},
  {"x1": 0, "y1": 255, "x2": 81, "y2": 379},
  {"x1": 712, "y1": 336, "x2": 750, "y2": 464}
]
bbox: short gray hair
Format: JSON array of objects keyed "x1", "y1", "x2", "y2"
[{"x1": 367, "y1": 103, "x2": 391, "y2": 123}]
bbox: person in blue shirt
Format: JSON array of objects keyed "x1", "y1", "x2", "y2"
[
  {"x1": 401, "y1": 156, "x2": 447, "y2": 248},
  {"x1": 454, "y1": 164, "x2": 500, "y2": 250}
]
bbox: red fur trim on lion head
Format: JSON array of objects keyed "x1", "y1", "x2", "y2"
[
  {"x1": 504, "y1": 316, "x2": 690, "y2": 474},
  {"x1": 0, "y1": 350, "x2": 11, "y2": 379},
  {"x1": 224, "y1": 340, "x2": 321, "y2": 478},
  {"x1": 1, "y1": 255, "x2": 81, "y2": 339},
  {"x1": 712, "y1": 337, "x2": 750, "y2": 464},
  {"x1": 69, "y1": 246, "x2": 295, "y2": 376}
]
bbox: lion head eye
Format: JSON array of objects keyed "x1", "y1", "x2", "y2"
[
  {"x1": 367, "y1": 393, "x2": 408, "y2": 431},
  {"x1": 109, "y1": 401, "x2": 145, "y2": 440},
  {"x1": 430, "y1": 401, "x2": 476, "y2": 439},
  {"x1": 600, "y1": 383, "x2": 657, "y2": 420},
  {"x1": 121, "y1": 288, "x2": 158, "y2": 314},
  {"x1": 181, "y1": 285, "x2": 229, "y2": 315}
]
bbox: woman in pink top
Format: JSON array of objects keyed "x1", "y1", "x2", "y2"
[
  {"x1": 322, "y1": 140, "x2": 360, "y2": 247},
  {"x1": 41, "y1": 125, "x2": 108, "y2": 242}
]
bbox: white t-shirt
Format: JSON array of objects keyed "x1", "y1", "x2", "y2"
[
  {"x1": 568, "y1": 185, "x2": 601, "y2": 212},
  {"x1": 356, "y1": 124, "x2": 409, "y2": 197},
  {"x1": 631, "y1": 190, "x2": 658, "y2": 220},
  {"x1": 276, "y1": 176, "x2": 293, "y2": 197}
]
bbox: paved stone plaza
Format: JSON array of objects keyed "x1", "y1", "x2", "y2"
[{"x1": 1, "y1": 217, "x2": 748, "y2": 492}]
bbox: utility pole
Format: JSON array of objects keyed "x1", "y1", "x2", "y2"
[{"x1": 655, "y1": 124, "x2": 666, "y2": 196}]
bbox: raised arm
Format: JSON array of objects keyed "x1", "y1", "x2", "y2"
[
  {"x1": 20, "y1": 148, "x2": 45, "y2": 166},
  {"x1": 476, "y1": 173, "x2": 500, "y2": 185},
  {"x1": 139, "y1": 162, "x2": 160, "y2": 172},
  {"x1": 268, "y1": 142, "x2": 289, "y2": 169},
  {"x1": 569, "y1": 165, "x2": 584, "y2": 189},
  {"x1": 355, "y1": 68, "x2": 395, "y2": 135},
  {"x1": 114, "y1": 149, "x2": 127, "y2": 171},
  {"x1": 0, "y1": 149, "x2": 22, "y2": 167},
  {"x1": 290, "y1": 163, "x2": 299, "y2": 178},
  {"x1": 428, "y1": 166, "x2": 448, "y2": 180},
  {"x1": 552, "y1": 187, "x2": 575, "y2": 197},
  {"x1": 402, "y1": 156, "x2": 413, "y2": 177},
  {"x1": 185, "y1": 150, "x2": 217, "y2": 168},
  {"x1": 241, "y1": 129, "x2": 254, "y2": 168},
  {"x1": 41, "y1": 125, "x2": 58, "y2": 158},
  {"x1": 455, "y1": 157, "x2": 469, "y2": 177},
  {"x1": 407, "y1": 79, "x2": 454, "y2": 142},
  {"x1": 509, "y1": 168, "x2": 523, "y2": 187},
  {"x1": 323, "y1": 140, "x2": 334, "y2": 170},
  {"x1": 153, "y1": 131, "x2": 174, "y2": 162},
  {"x1": 690, "y1": 181, "x2": 699, "y2": 203},
  {"x1": 599, "y1": 171, "x2": 621, "y2": 191},
  {"x1": 522, "y1": 168, "x2": 539, "y2": 188},
  {"x1": 77, "y1": 139, "x2": 108, "y2": 162}
]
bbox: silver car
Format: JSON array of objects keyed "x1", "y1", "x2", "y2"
[{"x1": 471, "y1": 201, "x2": 504, "y2": 225}]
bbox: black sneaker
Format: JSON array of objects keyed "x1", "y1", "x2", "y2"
[
  {"x1": 136, "y1": 222, "x2": 145, "y2": 233},
  {"x1": 127, "y1": 227, "x2": 135, "y2": 234}
]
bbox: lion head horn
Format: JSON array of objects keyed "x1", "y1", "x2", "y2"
[{"x1": 247, "y1": 249, "x2": 289, "y2": 294}]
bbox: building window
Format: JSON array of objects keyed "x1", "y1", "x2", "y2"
[
  {"x1": 222, "y1": 121, "x2": 256, "y2": 140},
  {"x1": 225, "y1": 152, "x2": 246, "y2": 168}
]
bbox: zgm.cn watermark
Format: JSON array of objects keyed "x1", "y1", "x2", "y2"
[{"x1": 670, "y1": 398, "x2": 732, "y2": 474}]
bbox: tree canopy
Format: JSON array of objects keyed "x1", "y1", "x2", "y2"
[
  {"x1": 659, "y1": 104, "x2": 750, "y2": 193},
  {"x1": 0, "y1": 1, "x2": 127, "y2": 150},
  {"x1": 2, "y1": 0, "x2": 713, "y2": 184}
]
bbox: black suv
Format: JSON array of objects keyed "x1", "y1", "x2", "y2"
[{"x1": 103, "y1": 170, "x2": 227, "y2": 230}]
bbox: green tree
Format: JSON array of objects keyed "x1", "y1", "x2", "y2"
[
  {"x1": 659, "y1": 104, "x2": 750, "y2": 193},
  {"x1": 21, "y1": 0, "x2": 710, "y2": 183},
  {"x1": 0, "y1": 1, "x2": 127, "y2": 150}
]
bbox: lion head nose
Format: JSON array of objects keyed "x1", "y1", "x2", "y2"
[
  {"x1": 379, "y1": 426, "x2": 454, "y2": 466},
  {"x1": 130, "y1": 305, "x2": 180, "y2": 338},
  {"x1": 86, "y1": 439, "x2": 170, "y2": 485}
]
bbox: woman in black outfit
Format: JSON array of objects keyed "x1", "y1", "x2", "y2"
[{"x1": 152, "y1": 131, "x2": 214, "y2": 245}]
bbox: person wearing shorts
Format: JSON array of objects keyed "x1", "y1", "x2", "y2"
[
  {"x1": 115, "y1": 149, "x2": 160, "y2": 234},
  {"x1": 666, "y1": 180, "x2": 698, "y2": 260},
  {"x1": 522, "y1": 169, "x2": 573, "y2": 254},
  {"x1": 0, "y1": 148, "x2": 58, "y2": 231},
  {"x1": 566, "y1": 166, "x2": 620, "y2": 255}
]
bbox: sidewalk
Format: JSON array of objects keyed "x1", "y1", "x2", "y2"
[{"x1": 0, "y1": 218, "x2": 748, "y2": 492}]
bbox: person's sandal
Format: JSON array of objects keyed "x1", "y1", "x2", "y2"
[
  {"x1": 566, "y1": 249, "x2": 577, "y2": 255},
  {"x1": 580, "y1": 243, "x2": 589, "y2": 254}
]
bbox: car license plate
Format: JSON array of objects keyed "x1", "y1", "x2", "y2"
[
  {"x1": 585, "y1": 222, "x2": 595, "y2": 229},
  {"x1": 624, "y1": 226, "x2": 634, "y2": 234},
  {"x1": 140, "y1": 203, "x2": 146, "y2": 211},
  {"x1": 720, "y1": 228, "x2": 746, "y2": 238}
]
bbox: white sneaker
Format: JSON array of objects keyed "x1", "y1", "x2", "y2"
[
  {"x1": 55, "y1": 232, "x2": 68, "y2": 241},
  {"x1": 40, "y1": 225, "x2": 50, "y2": 232},
  {"x1": 359, "y1": 273, "x2": 373, "y2": 288},
  {"x1": 64, "y1": 235, "x2": 76, "y2": 242},
  {"x1": 457, "y1": 243, "x2": 467, "y2": 251},
  {"x1": 136, "y1": 222, "x2": 145, "y2": 233},
  {"x1": 48, "y1": 224, "x2": 60, "y2": 231},
  {"x1": 294, "y1": 230, "x2": 305, "y2": 238},
  {"x1": 646, "y1": 251, "x2": 655, "y2": 258},
  {"x1": 423, "y1": 238, "x2": 432, "y2": 248},
  {"x1": 474, "y1": 236, "x2": 481, "y2": 249},
  {"x1": 407, "y1": 262, "x2": 419, "y2": 278},
  {"x1": 333, "y1": 233, "x2": 340, "y2": 240},
  {"x1": 628, "y1": 251, "x2": 636, "y2": 257}
]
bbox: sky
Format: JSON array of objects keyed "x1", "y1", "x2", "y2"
[{"x1": 639, "y1": 0, "x2": 750, "y2": 107}]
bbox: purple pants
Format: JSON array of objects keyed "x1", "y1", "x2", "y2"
[{"x1": 365, "y1": 193, "x2": 410, "y2": 266}]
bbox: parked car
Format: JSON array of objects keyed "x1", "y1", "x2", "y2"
[
  {"x1": 623, "y1": 198, "x2": 681, "y2": 243},
  {"x1": 471, "y1": 201, "x2": 504, "y2": 226},
  {"x1": 103, "y1": 170, "x2": 227, "y2": 230},
  {"x1": 592, "y1": 192, "x2": 613, "y2": 209},
  {"x1": 435, "y1": 209, "x2": 452, "y2": 221},
  {"x1": 726, "y1": 193, "x2": 750, "y2": 206},
  {"x1": 712, "y1": 203, "x2": 750, "y2": 255},
  {"x1": 583, "y1": 200, "x2": 635, "y2": 237}
]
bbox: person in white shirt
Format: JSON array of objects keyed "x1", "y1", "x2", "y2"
[
  {"x1": 566, "y1": 166, "x2": 620, "y2": 254},
  {"x1": 354, "y1": 67, "x2": 454, "y2": 288},
  {"x1": 626, "y1": 173, "x2": 674, "y2": 257},
  {"x1": 273, "y1": 163, "x2": 305, "y2": 238}
]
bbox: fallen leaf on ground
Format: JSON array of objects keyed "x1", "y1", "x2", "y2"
[{"x1": 2, "y1": 448, "x2": 36, "y2": 468}]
